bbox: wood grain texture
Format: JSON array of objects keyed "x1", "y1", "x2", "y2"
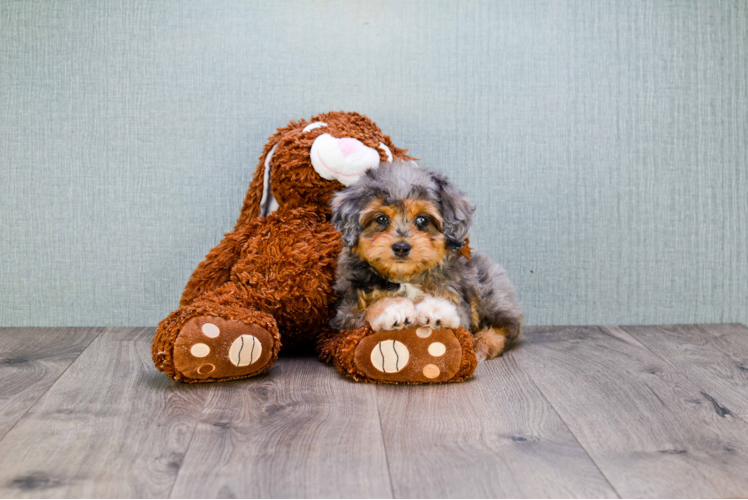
[
  {"x1": 169, "y1": 357, "x2": 391, "y2": 499},
  {"x1": 517, "y1": 325, "x2": 748, "y2": 498},
  {"x1": 2, "y1": 325, "x2": 748, "y2": 498},
  {"x1": 622, "y1": 324, "x2": 748, "y2": 420},
  {"x1": 0, "y1": 327, "x2": 210, "y2": 498},
  {"x1": 0, "y1": 327, "x2": 102, "y2": 441},
  {"x1": 377, "y1": 352, "x2": 617, "y2": 498}
]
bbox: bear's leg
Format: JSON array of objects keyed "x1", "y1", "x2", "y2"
[
  {"x1": 321, "y1": 325, "x2": 478, "y2": 384},
  {"x1": 152, "y1": 283, "x2": 281, "y2": 383}
]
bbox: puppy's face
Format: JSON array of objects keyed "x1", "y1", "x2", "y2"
[{"x1": 353, "y1": 197, "x2": 448, "y2": 281}]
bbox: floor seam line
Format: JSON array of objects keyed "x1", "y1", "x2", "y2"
[
  {"x1": 0, "y1": 326, "x2": 106, "y2": 445},
  {"x1": 375, "y1": 386, "x2": 397, "y2": 499},
  {"x1": 165, "y1": 354, "x2": 213, "y2": 499},
  {"x1": 166, "y1": 414, "x2": 203, "y2": 499},
  {"x1": 510, "y1": 347, "x2": 623, "y2": 499}
]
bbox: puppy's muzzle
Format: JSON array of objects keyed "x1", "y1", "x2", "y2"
[{"x1": 391, "y1": 241, "x2": 412, "y2": 258}]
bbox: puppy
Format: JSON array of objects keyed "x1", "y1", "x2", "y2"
[{"x1": 330, "y1": 161, "x2": 523, "y2": 361}]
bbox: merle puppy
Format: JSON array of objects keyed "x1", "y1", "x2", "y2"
[{"x1": 330, "y1": 161, "x2": 523, "y2": 361}]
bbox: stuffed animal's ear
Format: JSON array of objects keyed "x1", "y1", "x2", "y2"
[
  {"x1": 235, "y1": 129, "x2": 286, "y2": 228},
  {"x1": 330, "y1": 185, "x2": 367, "y2": 248},
  {"x1": 431, "y1": 171, "x2": 475, "y2": 251}
]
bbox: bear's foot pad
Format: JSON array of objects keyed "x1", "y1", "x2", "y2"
[
  {"x1": 173, "y1": 316, "x2": 275, "y2": 382},
  {"x1": 354, "y1": 326, "x2": 463, "y2": 383}
]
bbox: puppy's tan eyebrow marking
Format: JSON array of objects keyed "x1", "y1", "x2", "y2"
[
  {"x1": 404, "y1": 199, "x2": 443, "y2": 230},
  {"x1": 359, "y1": 200, "x2": 396, "y2": 229},
  {"x1": 359, "y1": 199, "x2": 384, "y2": 227}
]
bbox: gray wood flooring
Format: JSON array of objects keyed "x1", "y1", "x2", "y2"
[{"x1": 0, "y1": 324, "x2": 747, "y2": 498}]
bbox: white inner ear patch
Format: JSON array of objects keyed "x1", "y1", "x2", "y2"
[
  {"x1": 303, "y1": 121, "x2": 327, "y2": 133},
  {"x1": 378, "y1": 142, "x2": 393, "y2": 162},
  {"x1": 259, "y1": 143, "x2": 279, "y2": 217}
]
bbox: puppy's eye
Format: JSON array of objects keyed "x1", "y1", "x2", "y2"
[
  {"x1": 415, "y1": 215, "x2": 430, "y2": 229},
  {"x1": 374, "y1": 214, "x2": 390, "y2": 226}
]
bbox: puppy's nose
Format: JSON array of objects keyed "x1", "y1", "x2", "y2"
[{"x1": 392, "y1": 241, "x2": 412, "y2": 257}]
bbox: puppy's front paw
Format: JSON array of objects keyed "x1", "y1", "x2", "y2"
[
  {"x1": 415, "y1": 296, "x2": 461, "y2": 329},
  {"x1": 367, "y1": 298, "x2": 417, "y2": 332}
]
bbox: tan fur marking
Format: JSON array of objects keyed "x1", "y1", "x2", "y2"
[
  {"x1": 470, "y1": 296, "x2": 481, "y2": 331},
  {"x1": 359, "y1": 200, "x2": 396, "y2": 230},
  {"x1": 474, "y1": 327, "x2": 509, "y2": 361},
  {"x1": 459, "y1": 237, "x2": 472, "y2": 260},
  {"x1": 356, "y1": 288, "x2": 402, "y2": 313},
  {"x1": 438, "y1": 287, "x2": 461, "y2": 306},
  {"x1": 403, "y1": 199, "x2": 443, "y2": 230}
]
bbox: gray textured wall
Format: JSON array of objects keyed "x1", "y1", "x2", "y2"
[{"x1": 1, "y1": 0, "x2": 746, "y2": 327}]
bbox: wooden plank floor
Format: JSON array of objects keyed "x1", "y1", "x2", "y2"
[{"x1": 0, "y1": 324, "x2": 747, "y2": 498}]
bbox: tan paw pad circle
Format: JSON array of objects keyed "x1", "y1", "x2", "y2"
[
  {"x1": 370, "y1": 340, "x2": 410, "y2": 373},
  {"x1": 201, "y1": 323, "x2": 220, "y2": 338},
  {"x1": 428, "y1": 342, "x2": 446, "y2": 357},
  {"x1": 416, "y1": 327, "x2": 432, "y2": 338},
  {"x1": 197, "y1": 363, "x2": 215, "y2": 375},
  {"x1": 228, "y1": 335, "x2": 262, "y2": 367},
  {"x1": 190, "y1": 343, "x2": 210, "y2": 358},
  {"x1": 423, "y1": 364, "x2": 441, "y2": 379}
]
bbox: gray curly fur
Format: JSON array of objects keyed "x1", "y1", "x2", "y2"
[{"x1": 329, "y1": 161, "x2": 523, "y2": 343}]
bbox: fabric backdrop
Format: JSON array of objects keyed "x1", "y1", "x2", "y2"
[{"x1": 1, "y1": 0, "x2": 746, "y2": 327}]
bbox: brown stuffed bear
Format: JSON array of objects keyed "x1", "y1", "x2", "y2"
[{"x1": 152, "y1": 111, "x2": 478, "y2": 384}]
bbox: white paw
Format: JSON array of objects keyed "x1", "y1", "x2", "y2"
[
  {"x1": 369, "y1": 300, "x2": 417, "y2": 332},
  {"x1": 415, "y1": 296, "x2": 461, "y2": 329}
]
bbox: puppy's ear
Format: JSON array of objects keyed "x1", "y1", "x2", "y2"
[
  {"x1": 331, "y1": 184, "x2": 367, "y2": 247},
  {"x1": 431, "y1": 171, "x2": 475, "y2": 251}
]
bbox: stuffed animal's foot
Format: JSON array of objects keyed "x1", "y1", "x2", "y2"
[
  {"x1": 153, "y1": 283, "x2": 282, "y2": 383},
  {"x1": 328, "y1": 325, "x2": 477, "y2": 384},
  {"x1": 169, "y1": 316, "x2": 278, "y2": 382}
]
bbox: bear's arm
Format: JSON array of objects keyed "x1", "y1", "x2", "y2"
[{"x1": 179, "y1": 223, "x2": 256, "y2": 307}]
